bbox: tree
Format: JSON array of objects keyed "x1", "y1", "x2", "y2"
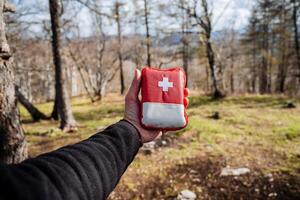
[
  {"x1": 49, "y1": 0, "x2": 77, "y2": 132},
  {"x1": 143, "y1": 0, "x2": 151, "y2": 66},
  {"x1": 257, "y1": 0, "x2": 272, "y2": 94},
  {"x1": 0, "y1": 0, "x2": 27, "y2": 164},
  {"x1": 16, "y1": 86, "x2": 48, "y2": 121},
  {"x1": 190, "y1": 0, "x2": 223, "y2": 98},
  {"x1": 114, "y1": 1, "x2": 125, "y2": 95},
  {"x1": 291, "y1": 0, "x2": 300, "y2": 82},
  {"x1": 274, "y1": 0, "x2": 290, "y2": 93},
  {"x1": 249, "y1": 11, "x2": 259, "y2": 93},
  {"x1": 176, "y1": 0, "x2": 192, "y2": 85}
]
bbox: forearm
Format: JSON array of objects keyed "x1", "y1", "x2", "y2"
[{"x1": 0, "y1": 121, "x2": 141, "y2": 200}]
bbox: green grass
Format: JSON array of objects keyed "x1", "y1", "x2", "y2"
[{"x1": 21, "y1": 94, "x2": 300, "y2": 174}]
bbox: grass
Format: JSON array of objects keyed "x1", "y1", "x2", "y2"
[
  {"x1": 20, "y1": 94, "x2": 124, "y2": 156},
  {"x1": 20, "y1": 93, "x2": 300, "y2": 199}
]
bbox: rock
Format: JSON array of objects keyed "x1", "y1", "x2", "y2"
[
  {"x1": 141, "y1": 139, "x2": 169, "y2": 154},
  {"x1": 156, "y1": 139, "x2": 168, "y2": 147},
  {"x1": 192, "y1": 178, "x2": 201, "y2": 183},
  {"x1": 220, "y1": 167, "x2": 250, "y2": 176},
  {"x1": 177, "y1": 190, "x2": 197, "y2": 200},
  {"x1": 143, "y1": 149, "x2": 154, "y2": 155},
  {"x1": 140, "y1": 141, "x2": 156, "y2": 154},
  {"x1": 210, "y1": 112, "x2": 220, "y2": 120},
  {"x1": 143, "y1": 141, "x2": 156, "y2": 149},
  {"x1": 268, "y1": 193, "x2": 277, "y2": 197},
  {"x1": 283, "y1": 101, "x2": 296, "y2": 109}
]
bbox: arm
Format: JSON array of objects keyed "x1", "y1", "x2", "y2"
[
  {"x1": 0, "y1": 69, "x2": 162, "y2": 200},
  {"x1": 0, "y1": 121, "x2": 140, "y2": 200},
  {"x1": 0, "y1": 69, "x2": 187, "y2": 200}
]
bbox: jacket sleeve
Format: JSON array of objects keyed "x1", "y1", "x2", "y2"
[{"x1": 0, "y1": 120, "x2": 141, "y2": 200}]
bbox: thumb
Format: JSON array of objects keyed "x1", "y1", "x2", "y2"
[{"x1": 125, "y1": 69, "x2": 141, "y2": 101}]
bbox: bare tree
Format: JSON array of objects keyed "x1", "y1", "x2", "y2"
[
  {"x1": 131, "y1": 0, "x2": 144, "y2": 69},
  {"x1": 114, "y1": 1, "x2": 125, "y2": 95},
  {"x1": 177, "y1": 0, "x2": 192, "y2": 85},
  {"x1": 143, "y1": 0, "x2": 151, "y2": 66},
  {"x1": 190, "y1": 0, "x2": 223, "y2": 98},
  {"x1": 67, "y1": 37, "x2": 119, "y2": 101},
  {"x1": 0, "y1": 0, "x2": 27, "y2": 164},
  {"x1": 49, "y1": 0, "x2": 77, "y2": 132}
]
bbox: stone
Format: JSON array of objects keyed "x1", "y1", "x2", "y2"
[
  {"x1": 220, "y1": 167, "x2": 250, "y2": 176},
  {"x1": 156, "y1": 139, "x2": 168, "y2": 147},
  {"x1": 283, "y1": 101, "x2": 296, "y2": 109},
  {"x1": 140, "y1": 141, "x2": 156, "y2": 154},
  {"x1": 210, "y1": 112, "x2": 220, "y2": 120},
  {"x1": 177, "y1": 190, "x2": 197, "y2": 200},
  {"x1": 143, "y1": 141, "x2": 156, "y2": 149}
]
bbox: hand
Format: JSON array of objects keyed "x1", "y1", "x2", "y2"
[{"x1": 124, "y1": 69, "x2": 189, "y2": 143}]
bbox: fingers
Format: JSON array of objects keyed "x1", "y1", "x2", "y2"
[
  {"x1": 125, "y1": 69, "x2": 141, "y2": 101},
  {"x1": 184, "y1": 97, "x2": 189, "y2": 108},
  {"x1": 184, "y1": 88, "x2": 189, "y2": 108},
  {"x1": 184, "y1": 88, "x2": 189, "y2": 97}
]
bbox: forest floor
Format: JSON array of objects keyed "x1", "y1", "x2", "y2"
[{"x1": 20, "y1": 93, "x2": 300, "y2": 200}]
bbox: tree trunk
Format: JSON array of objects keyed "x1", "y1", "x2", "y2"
[
  {"x1": 259, "y1": 8, "x2": 269, "y2": 94},
  {"x1": 0, "y1": 0, "x2": 27, "y2": 164},
  {"x1": 251, "y1": 13, "x2": 257, "y2": 93},
  {"x1": 143, "y1": 0, "x2": 151, "y2": 67},
  {"x1": 182, "y1": 41, "x2": 189, "y2": 86},
  {"x1": 275, "y1": 6, "x2": 288, "y2": 93},
  {"x1": 181, "y1": 3, "x2": 190, "y2": 87},
  {"x1": 292, "y1": 0, "x2": 300, "y2": 82},
  {"x1": 115, "y1": 2, "x2": 125, "y2": 95},
  {"x1": 206, "y1": 35, "x2": 223, "y2": 99},
  {"x1": 15, "y1": 87, "x2": 48, "y2": 121},
  {"x1": 49, "y1": 0, "x2": 77, "y2": 132},
  {"x1": 230, "y1": 53, "x2": 235, "y2": 94},
  {"x1": 200, "y1": 0, "x2": 223, "y2": 99},
  {"x1": 259, "y1": 57, "x2": 268, "y2": 94},
  {"x1": 51, "y1": 98, "x2": 59, "y2": 120}
]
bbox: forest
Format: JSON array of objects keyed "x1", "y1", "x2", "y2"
[{"x1": 0, "y1": 0, "x2": 300, "y2": 199}]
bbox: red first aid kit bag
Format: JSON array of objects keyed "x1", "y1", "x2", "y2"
[{"x1": 141, "y1": 67, "x2": 188, "y2": 130}]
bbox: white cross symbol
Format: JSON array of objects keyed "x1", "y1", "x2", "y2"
[{"x1": 158, "y1": 77, "x2": 173, "y2": 92}]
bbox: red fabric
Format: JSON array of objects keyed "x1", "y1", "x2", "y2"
[{"x1": 141, "y1": 67, "x2": 188, "y2": 130}]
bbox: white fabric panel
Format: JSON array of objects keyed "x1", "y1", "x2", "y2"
[{"x1": 142, "y1": 102, "x2": 186, "y2": 128}]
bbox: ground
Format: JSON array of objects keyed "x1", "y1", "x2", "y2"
[{"x1": 20, "y1": 93, "x2": 300, "y2": 200}]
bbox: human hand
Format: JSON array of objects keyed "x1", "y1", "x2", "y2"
[{"x1": 124, "y1": 69, "x2": 189, "y2": 143}]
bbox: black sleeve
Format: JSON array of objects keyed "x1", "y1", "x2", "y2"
[{"x1": 0, "y1": 120, "x2": 141, "y2": 200}]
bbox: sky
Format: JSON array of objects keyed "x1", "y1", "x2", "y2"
[{"x1": 12, "y1": 0, "x2": 255, "y2": 37}]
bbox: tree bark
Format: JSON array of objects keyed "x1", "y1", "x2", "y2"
[
  {"x1": 49, "y1": 0, "x2": 77, "y2": 132},
  {"x1": 15, "y1": 86, "x2": 48, "y2": 121},
  {"x1": 0, "y1": 0, "x2": 27, "y2": 164}
]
